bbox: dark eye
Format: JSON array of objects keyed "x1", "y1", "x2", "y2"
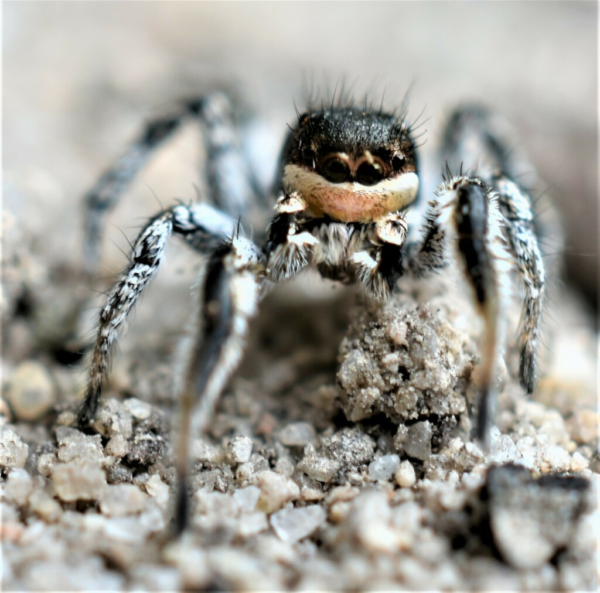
[
  {"x1": 392, "y1": 155, "x2": 406, "y2": 172},
  {"x1": 356, "y1": 162, "x2": 385, "y2": 186},
  {"x1": 320, "y1": 157, "x2": 350, "y2": 183}
]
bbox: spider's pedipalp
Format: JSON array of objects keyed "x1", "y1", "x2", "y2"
[
  {"x1": 77, "y1": 203, "x2": 239, "y2": 427},
  {"x1": 404, "y1": 199, "x2": 448, "y2": 277}
]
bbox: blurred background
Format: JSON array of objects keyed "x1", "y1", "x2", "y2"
[{"x1": 4, "y1": 1, "x2": 597, "y2": 316}]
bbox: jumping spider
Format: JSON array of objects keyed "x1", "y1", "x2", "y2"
[{"x1": 76, "y1": 91, "x2": 548, "y2": 535}]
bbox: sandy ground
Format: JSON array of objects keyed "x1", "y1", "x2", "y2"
[{"x1": 2, "y1": 2, "x2": 599, "y2": 591}]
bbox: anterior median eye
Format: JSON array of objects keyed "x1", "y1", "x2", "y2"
[
  {"x1": 320, "y1": 156, "x2": 350, "y2": 183},
  {"x1": 356, "y1": 162, "x2": 384, "y2": 186}
]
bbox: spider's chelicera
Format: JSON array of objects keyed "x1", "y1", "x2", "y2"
[{"x1": 77, "y1": 92, "x2": 547, "y2": 535}]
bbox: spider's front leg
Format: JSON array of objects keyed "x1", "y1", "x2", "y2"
[
  {"x1": 174, "y1": 198, "x2": 316, "y2": 534},
  {"x1": 174, "y1": 235, "x2": 263, "y2": 535},
  {"x1": 77, "y1": 202, "x2": 237, "y2": 426},
  {"x1": 493, "y1": 174, "x2": 545, "y2": 394},
  {"x1": 406, "y1": 176, "x2": 511, "y2": 445}
]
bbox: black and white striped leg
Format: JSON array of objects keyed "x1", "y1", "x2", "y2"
[
  {"x1": 493, "y1": 174, "x2": 545, "y2": 394},
  {"x1": 77, "y1": 203, "x2": 237, "y2": 427},
  {"x1": 173, "y1": 236, "x2": 262, "y2": 536},
  {"x1": 83, "y1": 92, "x2": 256, "y2": 275},
  {"x1": 436, "y1": 176, "x2": 511, "y2": 446}
]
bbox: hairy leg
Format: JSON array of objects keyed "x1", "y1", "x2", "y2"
[
  {"x1": 406, "y1": 175, "x2": 511, "y2": 446},
  {"x1": 493, "y1": 175, "x2": 545, "y2": 393},
  {"x1": 442, "y1": 105, "x2": 552, "y2": 395},
  {"x1": 173, "y1": 235, "x2": 262, "y2": 535},
  {"x1": 83, "y1": 92, "x2": 258, "y2": 275},
  {"x1": 77, "y1": 203, "x2": 237, "y2": 426}
]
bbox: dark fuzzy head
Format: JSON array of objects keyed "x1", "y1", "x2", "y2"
[{"x1": 282, "y1": 108, "x2": 418, "y2": 178}]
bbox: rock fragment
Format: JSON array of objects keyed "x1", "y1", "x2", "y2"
[
  {"x1": 298, "y1": 444, "x2": 340, "y2": 483},
  {"x1": 100, "y1": 484, "x2": 147, "y2": 516},
  {"x1": 6, "y1": 361, "x2": 55, "y2": 421},
  {"x1": 323, "y1": 427, "x2": 376, "y2": 470},
  {"x1": 256, "y1": 471, "x2": 300, "y2": 513},
  {"x1": 568, "y1": 409, "x2": 598, "y2": 445},
  {"x1": 145, "y1": 474, "x2": 170, "y2": 510},
  {"x1": 233, "y1": 486, "x2": 261, "y2": 513},
  {"x1": 339, "y1": 490, "x2": 406, "y2": 553},
  {"x1": 337, "y1": 300, "x2": 472, "y2": 425},
  {"x1": 106, "y1": 464, "x2": 133, "y2": 484},
  {"x1": 52, "y1": 461, "x2": 107, "y2": 502},
  {"x1": 395, "y1": 460, "x2": 416, "y2": 488},
  {"x1": 238, "y1": 512, "x2": 269, "y2": 538},
  {"x1": 369, "y1": 454, "x2": 400, "y2": 481},
  {"x1": 487, "y1": 465, "x2": 591, "y2": 570},
  {"x1": 227, "y1": 435, "x2": 253, "y2": 465},
  {"x1": 271, "y1": 505, "x2": 326, "y2": 543},
  {"x1": 105, "y1": 434, "x2": 130, "y2": 458},
  {"x1": 126, "y1": 431, "x2": 165, "y2": 467},
  {"x1": 56, "y1": 426, "x2": 104, "y2": 464},
  {"x1": 278, "y1": 422, "x2": 317, "y2": 447},
  {"x1": 29, "y1": 489, "x2": 62, "y2": 522},
  {"x1": 92, "y1": 398, "x2": 133, "y2": 439},
  {"x1": 36, "y1": 452, "x2": 58, "y2": 477},
  {"x1": 404, "y1": 421, "x2": 433, "y2": 461},
  {"x1": 5, "y1": 468, "x2": 34, "y2": 505},
  {"x1": 0, "y1": 428, "x2": 29, "y2": 469},
  {"x1": 123, "y1": 397, "x2": 153, "y2": 421}
]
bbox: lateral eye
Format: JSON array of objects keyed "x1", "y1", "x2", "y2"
[
  {"x1": 392, "y1": 154, "x2": 406, "y2": 171},
  {"x1": 320, "y1": 157, "x2": 350, "y2": 183},
  {"x1": 356, "y1": 162, "x2": 384, "y2": 186}
]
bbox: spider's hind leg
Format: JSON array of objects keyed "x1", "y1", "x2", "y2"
[{"x1": 83, "y1": 92, "x2": 259, "y2": 275}]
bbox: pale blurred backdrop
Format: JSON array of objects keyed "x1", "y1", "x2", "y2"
[{"x1": 4, "y1": 2, "x2": 597, "y2": 312}]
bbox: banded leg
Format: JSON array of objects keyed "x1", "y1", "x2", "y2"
[
  {"x1": 84, "y1": 92, "x2": 257, "y2": 275},
  {"x1": 174, "y1": 236, "x2": 262, "y2": 535},
  {"x1": 431, "y1": 176, "x2": 511, "y2": 445},
  {"x1": 443, "y1": 105, "x2": 551, "y2": 395},
  {"x1": 77, "y1": 203, "x2": 237, "y2": 426},
  {"x1": 493, "y1": 175, "x2": 545, "y2": 393}
]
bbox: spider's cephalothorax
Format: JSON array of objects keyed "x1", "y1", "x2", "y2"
[
  {"x1": 281, "y1": 108, "x2": 419, "y2": 223},
  {"x1": 76, "y1": 94, "x2": 549, "y2": 536},
  {"x1": 266, "y1": 107, "x2": 420, "y2": 292}
]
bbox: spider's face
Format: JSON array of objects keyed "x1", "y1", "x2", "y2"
[{"x1": 281, "y1": 108, "x2": 419, "y2": 223}]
